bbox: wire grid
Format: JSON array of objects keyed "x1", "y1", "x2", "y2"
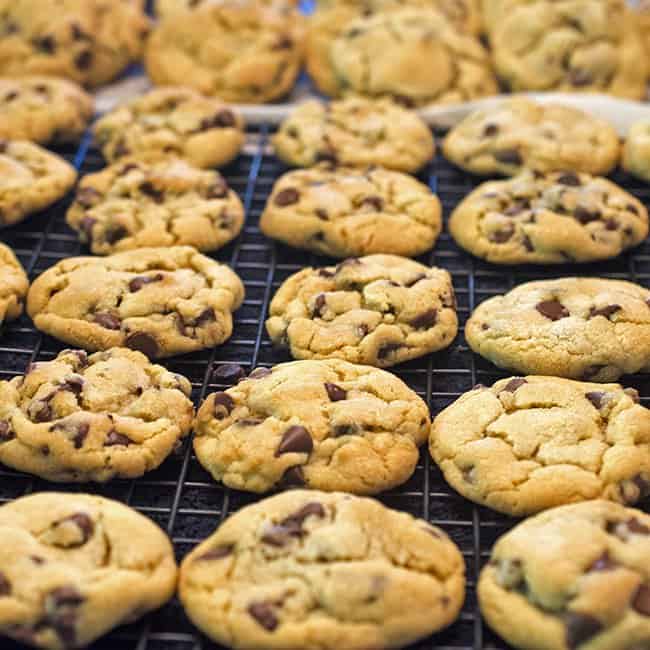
[{"x1": 1, "y1": 125, "x2": 650, "y2": 650}]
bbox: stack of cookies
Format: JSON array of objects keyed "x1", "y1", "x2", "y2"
[{"x1": 0, "y1": 1, "x2": 649, "y2": 650}]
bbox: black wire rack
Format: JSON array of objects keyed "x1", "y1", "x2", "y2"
[{"x1": 2, "y1": 117, "x2": 650, "y2": 650}]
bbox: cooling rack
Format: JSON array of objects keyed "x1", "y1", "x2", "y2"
[{"x1": 1, "y1": 121, "x2": 650, "y2": 650}]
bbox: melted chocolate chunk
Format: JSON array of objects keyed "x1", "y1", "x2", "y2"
[
  {"x1": 589, "y1": 305, "x2": 620, "y2": 320},
  {"x1": 483, "y1": 123, "x2": 499, "y2": 137},
  {"x1": 502, "y1": 377, "x2": 527, "y2": 393},
  {"x1": 212, "y1": 363, "x2": 245, "y2": 384},
  {"x1": 585, "y1": 391, "x2": 606, "y2": 409},
  {"x1": 197, "y1": 544, "x2": 235, "y2": 561},
  {"x1": 104, "y1": 431, "x2": 131, "y2": 447},
  {"x1": 125, "y1": 332, "x2": 159, "y2": 358},
  {"x1": 494, "y1": 149, "x2": 522, "y2": 166},
  {"x1": 633, "y1": 585, "x2": 650, "y2": 616},
  {"x1": 377, "y1": 342, "x2": 402, "y2": 360},
  {"x1": 556, "y1": 172, "x2": 581, "y2": 186},
  {"x1": 213, "y1": 392, "x2": 235, "y2": 419},
  {"x1": 0, "y1": 572, "x2": 11, "y2": 596},
  {"x1": 280, "y1": 465, "x2": 305, "y2": 487},
  {"x1": 75, "y1": 186, "x2": 101, "y2": 209},
  {"x1": 324, "y1": 382, "x2": 346, "y2": 401},
  {"x1": 276, "y1": 426, "x2": 313, "y2": 456},
  {"x1": 262, "y1": 502, "x2": 326, "y2": 546},
  {"x1": 565, "y1": 612, "x2": 602, "y2": 649},
  {"x1": 312, "y1": 293, "x2": 327, "y2": 318},
  {"x1": 0, "y1": 420, "x2": 14, "y2": 442},
  {"x1": 249, "y1": 367, "x2": 272, "y2": 380},
  {"x1": 410, "y1": 309, "x2": 438, "y2": 330},
  {"x1": 574, "y1": 206, "x2": 601, "y2": 224},
  {"x1": 536, "y1": 300, "x2": 570, "y2": 321},
  {"x1": 248, "y1": 601, "x2": 278, "y2": 631},
  {"x1": 361, "y1": 196, "x2": 384, "y2": 211},
  {"x1": 129, "y1": 274, "x2": 164, "y2": 292},
  {"x1": 274, "y1": 188, "x2": 300, "y2": 206},
  {"x1": 588, "y1": 551, "x2": 617, "y2": 572}
]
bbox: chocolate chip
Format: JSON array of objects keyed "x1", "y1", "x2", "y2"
[
  {"x1": 105, "y1": 431, "x2": 131, "y2": 447},
  {"x1": 62, "y1": 513, "x2": 94, "y2": 545},
  {"x1": 404, "y1": 273, "x2": 426, "y2": 288},
  {"x1": 361, "y1": 196, "x2": 383, "y2": 211},
  {"x1": 336, "y1": 258, "x2": 361, "y2": 272},
  {"x1": 76, "y1": 186, "x2": 101, "y2": 209},
  {"x1": 105, "y1": 225, "x2": 128, "y2": 244},
  {"x1": 274, "y1": 188, "x2": 300, "y2": 206},
  {"x1": 569, "y1": 68, "x2": 592, "y2": 86},
  {"x1": 410, "y1": 308, "x2": 438, "y2": 329},
  {"x1": 318, "y1": 268, "x2": 335, "y2": 278},
  {"x1": 565, "y1": 612, "x2": 602, "y2": 649},
  {"x1": 129, "y1": 274, "x2": 163, "y2": 292},
  {"x1": 523, "y1": 234, "x2": 534, "y2": 252},
  {"x1": 249, "y1": 367, "x2": 272, "y2": 379},
  {"x1": 312, "y1": 293, "x2": 326, "y2": 318},
  {"x1": 32, "y1": 402, "x2": 53, "y2": 423},
  {"x1": 125, "y1": 332, "x2": 159, "y2": 358},
  {"x1": 237, "y1": 418, "x2": 263, "y2": 427},
  {"x1": 536, "y1": 300, "x2": 570, "y2": 321},
  {"x1": 333, "y1": 423, "x2": 358, "y2": 436},
  {"x1": 200, "y1": 110, "x2": 237, "y2": 130},
  {"x1": 3, "y1": 90, "x2": 17, "y2": 101},
  {"x1": 139, "y1": 181, "x2": 164, "y2": 203},
  {"x1": 627, "y1": 203, "x2": 639, "y2": 215},
  {"x1": 588, "y1": 551, "x2": 616, "y2": 572},
  {"x1": 494, "y1": 149, "x2": 522, "y2": 166},
  {"x1": 488, "y1": 224, "x2": 515, "y2": 243},
  {"x1": 628, "y1": 517, "x2": 650, "y2": 535},
  {"x1": 503, "y1": 203, "x2": 527, "y2": 217},
  {"x1": 94, "y1": 312, "x2": 121, "y2": 330},
  {"x1": 315, "y1": 208, "x2": 328, "y2": 220},
  {"x1": 315, "y1": 150, "x2": 337, "y2": 165},
  {"x1": 378, "y1": 342, "x2": 402, "y2": 360},
  {"x1": 556, "y1": 172, "x2": 581, "y2": 186},
  {"x1": 206, "y1": 179, "x2": 228, "y2": 199},
  {"x1": 212, "y1": 363, "x2": 245, "y2": 384},
  {"x1": 0, "y1": 421, "x2": 14, "y2": 442},
  {"x1": 585, "y1": 391, "x2": 606, "y2": 409},
  {"x1": 574, "y1": 206, "x2": 601, "y2": 224},
  {"x1": 280, "y1": 465, "x2": 305, "y2": 487},
  {"x1": 262, "y1": 502, "x2": 325, "y2": 546},
  {"x1": 51, "y1": 421, "x2": 89, "y2": 450},
  {"x1": 503, "y1": 377, "x2": 527, "y2": 393},
  {"x1": 213, "y1": 392, "x2": 235, "y2": 419},
  {"x1": 324, "y1": 382, "x2": 346, "y2": 401},
  {"x1": 74, "y1": 49, "x2": 93, "y2": 70},
  {"x1": 197, "y1": 544, "x2": 234, "y2": 561},
  {"x1": 273, "y1": 35, "x2": 293, "y2": 49},
  {"x1": 633, "y1": 585, "x2": 650, "y2": 616},
  {"x1": 0, "y1": 572, "x2": 11, "y2": 596},
  {"x1": 483, "y1": 123, "x2": 499, "y2": 137},
  {"x1": 45, "y1": 586, "x2": 84, "y2": 646},
  {"x1": 589, "y1": 304, "x2": 621, "y2": 320},
  {"x1": 248, "y1": 602, "x2": 278, "y2": 631},
  {"x1": 33, "y1": 35, "x2": 55, "y2": 53},
  {"x1": 276, "y1": 426, "x2": 313, "y2": 456},
  {"x1": 31, "y1": 555, "x2": 45, "y2": 565}
]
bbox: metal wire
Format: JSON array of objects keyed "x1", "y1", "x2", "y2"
[{"x1": 1, "y1": 127, "x2": 650, "y2": 650}]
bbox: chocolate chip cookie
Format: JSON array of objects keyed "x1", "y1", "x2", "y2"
[
  {"x1": 66, "y1": 158, "x2": 245, "y2": 255},
  {"x1": 0, "y1": 243, "x2": 28, "y2": 327},
  {"x1": 0, "y1": 491, "x2": 177, "y2": 649},
  {"x1": 466, "y1": 277, "x2": 650, "y2": 382},
  {"x1": 27, "y1": 246, "x2": 245, "y2": 359},
  {"x1": 623, "y1": 119, "x2": 650, "y2": 183},
  {"x1": 0, "y1": 77, "x2": 93, "y2": 145},
  {"x1": 272, "y1": 98, "x2": 435, "y2": 173},
  {"x1": 449, "y1": 170, "x2": 648, "y2": 264},
  {"x1": 260, "y1": 164, "x2": 442, "y2": 258},
  {"x1": 93, "y1": 87, "x2": 245, "y2": 169},
  {"x1": 307, "y1": 0, "x2": 482, "y2": 97},
  {"x1": 488, "y1": 0, "x2": 647, "y2": 99},
  {"x1": 324, "y1": 8, "x2": 496, "y2": 106},
  {"x1": 478, "y1": 500, "x2": 650, "y2": 650},
  {"x1": 430, "y1": 376, "x2": 650, "y2": 516},
  {"x1": 180, "y1": 489, "x2": 465, "y2": 650},
  {"x1": 193, "y1": 359, "x2": 431, "y2": 494},
  {"x1": 0, "y1": 140, "x2": 77, "y2": 227},
  {"x1": 145, "y1": 0, "x2": 302, "y2": 103},
  {"x1": 0, "y1": 348, "x2": 194, "y2": 482},
  {"x1": 0, "y1": 0, "x2": 150, "y2": 88},
  {"x1": 442, "y1": 98, "x2": 621, "y2": 177},
  {"x1": 266, "y1": 255, "x2": 457, "y2": 367}
]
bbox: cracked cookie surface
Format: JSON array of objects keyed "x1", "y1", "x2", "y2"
[
  {"x1": 0, "y1": 0, "x2": 150, "y2": 88},
  {"x1": 145, "y1": 0, "x2": 302, "y2": 103},
  {"x1": 27, "y1": 246, "x2": 245, "y2": 359},
  {"x1": 66, "y1": 158, "x2": 245, "y2": 255},
  {"x1": 465, "y1": 278, "x2": 650, "y2": 382},
  {"x1": 478, "y1": 500, "x2": 650, "y2": 650},
  {"x1": 0, "y1": 243, "x2": 28, "y2": 327},
  {"x1": 93, "y1": 87, "x2": 245, "y2": 169},
  {"x1": 266, "y1": 255, "x2": 457, "y2": 367},
  {"x1": 193, "y1": 359, "x2": 431, "y2": 494},
  {"x1": 0, "y1": 77, "x2": 93, "y2": 145},
  {"x1": 442, "y1": 98, "x2": 620, "y2": 177},
  {"x1": 327, "y1": 8, "x2": 496, "y2": 107},
  {"x1": 307, "y1": 0, "x2": 482, "y2": 97},
  {"x1": 272, "y1": 98, "x2": 435, "y2": 173},
  {"x1": 0, "y1": 140, "x2": 76, "y2": 227},
  {"x1": 0, "y1": 491, "x2": 177, "y2": 650},
  {"x1": 450, "y1": 170, "x2": 648, "y2": 264},
  {"x1": 260, "y1": 165, "x2": 442, "y2": 258},
  {"x1": 623, "y1": 119, "x2": 650, "y2": 184},
  {"x1": 0, "y1": 348, "x2": 194, "y2": 482},
  {"x1": 180, "y1": 489, "x2": 465, "y2": 650},
  {"x1": 487, "y1": 0, "x2": 647, "y2": 99},
  {"x1": 430, "y1": 376, "x2": 650, "y2": 516}
]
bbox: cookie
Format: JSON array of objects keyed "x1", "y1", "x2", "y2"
[
  {"x1": 488, "y1": 0, "x2": 647, "y2": 99},
  {"x1": 0, "y1": 140, "x2": 77, "y2": 228},
  {"x1": 623, "y1": 119, "x2": 650, "y2": 184},
  {"x1": 0, "y1": 243, "x2": 28, "y2": 327},
  {"x1": 180, "y1": 489, "x2": 465, "y2": 650},
  {"x1": 449, "y1": 170, "x2": 648, "y2": 264},
  {"x1": 266, "y1": 255, "x2": 458, "y2": 367},
  {"x1": 66, "y1": 158, "x2": 245, "y2": 255},
  {"x1": 636, "y1": 0, "x2": 650, "y2": 59},
  {"x1": 272, "y1": 98, "x2": 435, "y2": 173},
  {"x1": 0, "y1": 0, "x2": 150, "y2": 88},
  {"x1": 0, "y1": 491, "x2": 177, "y2": 650},
  {"x1": 325, "y1": 8, "x2": 496, "y2": 106},
  {"x1": 306, "y1": 0, "x2": 482, "y2": 97},
  {"x1": 465, "y1": 277, "x2": 650, "y2": 382},
  {"x1": 93, "y1": 87, "x2": 245, "y2": 170},
  {"x1": 478, "y1": 500, "x2": 650, "y2": 650},
  {"x1": 442, "y1": 98, "x2": 621, "y2": 177},
  {"x1": 156, "y1": 0, "x2": 300, "y2": 19},
  {"x1": 26, "y1": 246, "x2": 245, "y2": 359},
  {"x1": 0, "y1": 77, "x2": 93, "y2": 145},
  {"x1": 0, "y1": 347, "x2": 194, "y2": 481},
  {"x1": 260, "y1": 164, "x2": 442, "y2": 258},
  {"x1": 430, "y1": 376, "x2": 650, "y2": 516},
  {"x1": 193, "y1": 359, "x2": 431, "y2": 494},
  {"x1": 145, "y1": 0, "x2": 302, "y2": 103}
]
